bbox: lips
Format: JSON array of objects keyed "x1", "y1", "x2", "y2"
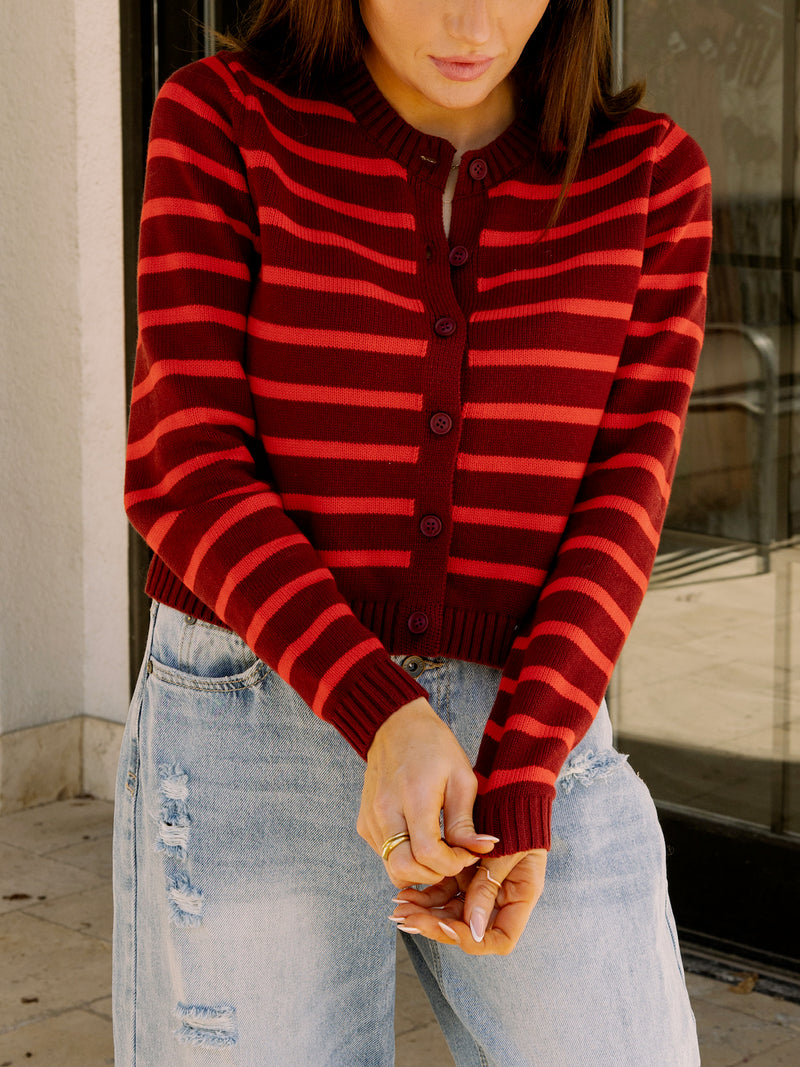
[{"x1": 430, "y1": 56, "x2": 495, "y2": 82}]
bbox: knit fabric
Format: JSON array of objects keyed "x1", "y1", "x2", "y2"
[{"x1": 125, "y1": 51, "x2": 712, "y2": 853}]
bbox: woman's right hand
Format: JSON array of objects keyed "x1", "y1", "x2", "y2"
[{"x1": 357, "y1": 697, "x2": 498, "y2": 887}]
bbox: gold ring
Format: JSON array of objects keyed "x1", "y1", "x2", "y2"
[
  {"x1": 381, "y1": 831, "x2": 411, "y2": 862},
  {"x1": 479, "y1": 866, "x2": 503, "y2": 889}
]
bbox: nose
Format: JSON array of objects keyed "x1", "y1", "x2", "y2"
[{"x1": 446, "y1": 0, "x2": 492, "y2": 46}]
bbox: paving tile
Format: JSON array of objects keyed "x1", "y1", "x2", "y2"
[
  {"x1": 0, "y1": 1009, "x2": 114, "y2": 1066},
  {"x1": 0, "y1": 912, "x2": 111, "y2": 1030},
  {"x1": 47, "y1": 835, "x2": 113, "y2": 881},
  {"x1": 692, "y1": 998, "x2": 799, "y2": 1065},
  {"x1": 23, "y1": 883, "x2": 113, "y2": 943},
  {"x1": 396, "y1": 1021, "x2": 455, "y2": 1067},
  {"x1": 0, "y1": 842, "x2": 104, "y2": 917},
  {"x1": 86, "y1": 996, "x2": 113, "y2": 1021},
  {"x1": 742, "y1": 1033, "x2": 800, "y2": 1064},
  {"x1": 0, "y1": 798, "x2": 113, "y2": 855}
]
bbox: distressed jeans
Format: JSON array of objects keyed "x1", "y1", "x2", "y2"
[{"x1": 113, "y1": 602, "x2": 700, "y2": 1066}]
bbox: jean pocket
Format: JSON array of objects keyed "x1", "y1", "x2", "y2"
[{"x1": 148, "y1": 612, "x2": 271, "y2": 692}]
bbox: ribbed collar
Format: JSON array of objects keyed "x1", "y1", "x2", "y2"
[{"x1": 336, "y1": 62, "x2": 540, "y2": 189}]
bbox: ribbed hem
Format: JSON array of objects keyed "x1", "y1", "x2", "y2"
[
  {"x1": 324, "y1": 655, "x2": 429, "y2": 759},
  {"x1": 146, "y1": 556, "x2": 226, "y2": 626},
  {"x1": 474, "y1": 787, "x2": 554, "y2": 855}
]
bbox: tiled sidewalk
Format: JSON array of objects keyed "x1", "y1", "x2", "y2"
[{"x1": 1, "y1": 798, "x2": 799, "y2": 1066}]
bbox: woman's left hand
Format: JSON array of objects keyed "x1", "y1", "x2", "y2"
[{"x1": 390, "y1": 849, "x2": 548, "y2": 956}]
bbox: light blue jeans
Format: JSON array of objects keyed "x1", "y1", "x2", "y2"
[{"x1": 113, "y1": 602, "x2": 699, "y2": 1065}]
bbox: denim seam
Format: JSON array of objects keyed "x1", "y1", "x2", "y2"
[{"x1": 148, "y1": 659, "x2": 271, "y2": 692}]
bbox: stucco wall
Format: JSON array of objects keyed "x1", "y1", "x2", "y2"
[{"x1": 0, "y1": 0, "x2": 128, "y2": 772}]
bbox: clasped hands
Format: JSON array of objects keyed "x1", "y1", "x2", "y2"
[{"x1": 357, "y1": 697, "x2": 547, "y2": 956}]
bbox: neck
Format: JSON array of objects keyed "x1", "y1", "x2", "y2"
[{"x1": 363, "y1": 48, "x2": 515, "y2": 156}]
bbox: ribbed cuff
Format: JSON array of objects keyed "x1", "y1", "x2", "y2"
[
  {"x1": 473, "y1": 786, "x2": 554, "y2": 854},
  {"x1": 323, "y1": 655, "x2": 429, "y2": 759}
]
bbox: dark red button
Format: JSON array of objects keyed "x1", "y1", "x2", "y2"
[
  {"x1": 469, "y1": 158, "x2": 488, "y2": 180},
  {"x1": 407, "y1": 612, "x2": 429, "y2": 634},
  {"x1": 434, "y1": 317, "x2": 457, "y2": 337},
  {"x1": 420, "y1": 514, "x2": 442, "y2": 538},
  {"x1": 449, "y1": 245, "x2": 469, "y2": 267},
  {"x1": 430, "y1": 412, "x2": 453, "y2": 435}
]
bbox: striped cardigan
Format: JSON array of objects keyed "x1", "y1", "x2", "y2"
[{"x1": 125, "y1": 51, "x2": 712, "y2": 853}]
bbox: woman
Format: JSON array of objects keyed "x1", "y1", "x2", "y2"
[{"x1": 115, "y1": 0, "x2": 711, "y2": 1063}]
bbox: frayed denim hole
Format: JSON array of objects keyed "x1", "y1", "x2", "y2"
[
  {"x1": 155, "y1": 765, "x2": 190, "y2": 858},
  {"x1": 168, "y1": 870, "x2": 204, "y2": 927},
  {"x1": 558, "y1": 749, "x2": 629, "y2": 794},
  {"x1": 174, "y1": 1003, "x2": 237, "y2": 1048},
  {"x1": 159, "y1": 764, "x2": 189, "y2": 801}
]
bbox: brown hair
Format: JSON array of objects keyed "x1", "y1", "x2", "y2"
[{"x1": 219, "y1": 1, "x2": 643, "y2": 219}]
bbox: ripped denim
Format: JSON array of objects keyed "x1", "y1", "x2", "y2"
[{"x1": 112, "y1": 603, "x2": 699, "y2": 1066}]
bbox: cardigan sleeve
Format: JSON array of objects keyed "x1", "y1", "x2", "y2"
[
  {"x1": 125, "y1": 58, "x2": 427, "y2": 751},
  {"x1": 473, "y1": 123, "x2": 713, "y2": 854}
]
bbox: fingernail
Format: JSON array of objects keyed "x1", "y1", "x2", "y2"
[
  {"x1": 470, "y1": 909, "x2": 487, "y2": 943},
  {"x1": 398, "y1": 925, "x2": 421, "y2": 934},
  {"x1": 464, "y1": 853, "x2": 481, "y2": 865},
  {"x1": 391, "y1": 897, "x2": 408, "y2": 904},
  {"x1": 388, "y1": 915, "x2": 405, "y2": 923},
  {"x1": 438, "y1": 921, "x2": 459, "y2": 941},
  {"x1": 474, "y1": 835, "x2": 500, "y2": 843}
]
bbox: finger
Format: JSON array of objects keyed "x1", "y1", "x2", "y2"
[
  {"x1": 442, "y1": 771, "x2": 499, "y2": 854},
  {"x1": 383, "y1": 840, "x2": 459, "y2": 889},
  {"x1": 403, "y1": 801, "x2": 481, "y2": 879},
  {"x1": 463, "y1": 864, "x2": 502, "y2": 944}
]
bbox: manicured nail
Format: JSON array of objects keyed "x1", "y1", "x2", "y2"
[
  {"x1": 464, "y1": 853, "x2": 481, "y2": 865},
  {"x1": 438, "y1": 921, "x2": 460, "y2": 941},
  {"x1": 388, "y1": 915, "x2": 406, "y2": 923},
  {"x1": 469, "y1": 909, "x2": 487, "y2": 943},
  {"x1": 391, "y1": 897, "x2": 408, "y2": 904},
  {"x1": 473, "y1": 835, "x2": 500, "y2": 843},
  {"x1": 398, "y1": 925, "x2": 421, "y2": 934}
]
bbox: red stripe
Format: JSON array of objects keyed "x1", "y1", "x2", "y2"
[
  {"x1": 318, "y1": 550, "x2": 411, "y2": 568},
  {"x1": 469, "y1": 348, "x2": 618, "y2": 372},
  {"x1": 147, "y1": 138, "x2": 248, "y2": 191},
  {"x1": 477, "y1": 766, "x2": 556, "y2": 791},
  {"x1": 452, "y1": 506, "x2": 564, "y2": 532},
  {"x1": 524, "y1": 620, "x2": 614, "y2": 674},
  {"x1": 626, "y1": 316, "x2": 704, "y2": 344},
  {"x1": 184, "y1": 491, "x2": 284, "y2": 587},
  {"x1": 259, "y1": 208, "x2": 416, "y2": 274},
  {"x1": 131, "y1": 359, "x2": 244, "y2": 404},
  {"x1": 258, "y1": 115, "x2": 406, "y2": 177},
  {"x1": 262, "y1": 437, "x2": 419, "y2": 464},
  {"x1": 127, "y1": 407, "x2": 256, "y2": 460},
  {"x1": 644, "y1": 220, "x2": 712, "y2": 248},
  {"x1": 482, "y1": 199, "x2": 649, "y2": 247},
  {"x1": 246, "y1": 570, "x2": 333, "y2": 650},
  {"x1": 139, "y1": 306, "x2": 247, "y2": 331},
  {"x1": 638, "y1": 271, "x2": 708, "y2": 291},
  {"x1": 586, "y1": 453, "x2": 670, "y2": 498},
  {"x1": 140, "y1": 197, "x2": 256, "y2": 242},
  {"x1": 248, "y1": 379, "x2": 423, "y2": 410},
  {"x1": 447, "y1": 558, "x2": 547, "y2": 584},
  {"x1": 571, "y1": 495, "x2": 660, "y2": 546},
  {"x1": 125, "y1": 447, "x2": 252, "y2": 509},
  {"x1": 463, "y1": 401, "x2": 604, "y2": 425},
  {"x1": 517, "y1": 666, "x2": 598, "y2": 713},
  {"x1": 215, "y1": 534, "x2": 308, "y2": 618},
  {"x1": 600, "y1": 409, "x2": 682, "y2": 438},
  {"x1": 283, "y1": 495, "x2": 415, "y2": 516},
  {"x1": 312, "y1": 638, "x2": 386, "y2": 716},
  {"x1": 539, "y1": 577, "x2": 630, "y2": 633},
  {"x1": 157, "y1": 80, "x2": 234, "y2": 135},
  {"x1": 249, "y1": 319, "x2": 426, "y2": 357},
  {"x1": 614, "y1": 363, "x2": 694, "y2": 386},
  {"x1": 457, "y1": 454, "x2": 585, "y2": 478},
  {"x1": 226, "y1": 57, "x2": 357, "y2": 121},
  {"x1": 490, "y1": 145, "x2": 657, "y2": 200},
  {"x1": 592, "y1": 116, "x2": 671, "y2": 149},
  {"x1": 260, "y1": 266, "x2": 425, "y2": 312},
  {"x1": 277, "y1": 603, "x2": 354, "y2": 679},
  {"x1": 246, "y1": 152, "x2": 415, "y2": 228},
  {"x1": 138, "y1": 253, "x2": 251, "y2": 280},
  {"x1": 559, "y1": 535, "x2": 649, "y2": 591},
  {"x1": 483, "y1": 714, "x2": 577, "y2": 748},
  {"x1": 478, "y1": 249, "x2": 642, "y2": 291},
  {"x1": 472, "y1": 297, "x2": 632, "y2": 324}
]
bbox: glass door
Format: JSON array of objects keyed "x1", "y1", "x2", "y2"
[{"x1": 611, "y1": 0, "x2": 800, "y2": 976}]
